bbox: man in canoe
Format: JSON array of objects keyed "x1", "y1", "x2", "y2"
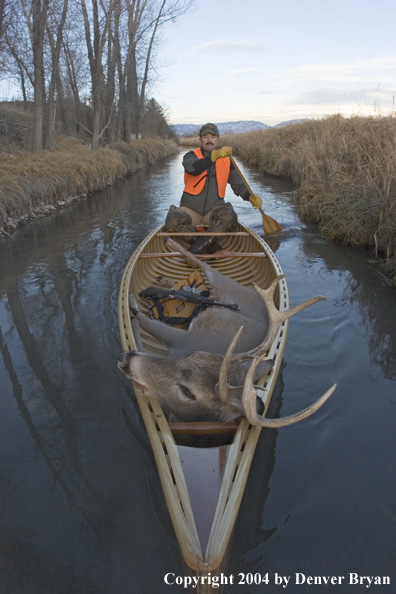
[{"x1": 164, "y1": 122, "x2": 263, "y2": 254}]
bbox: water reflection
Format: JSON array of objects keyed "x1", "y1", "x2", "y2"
[
  {"x1": 0, "y1": 165, "x2": 186, "y2": 593},
  {"x1": 1, "y1": 155, "x2": 395, "y2": 592}
]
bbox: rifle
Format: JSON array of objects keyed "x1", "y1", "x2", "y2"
[{"x1": 139, "y1": 286, "x2": 240, "y2": 311}]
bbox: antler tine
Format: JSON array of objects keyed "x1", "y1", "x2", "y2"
[
  {"x1": 239, "y1": 276, "x2": 326, "y2": 359},
  {"x1": 240, "y1": 354, "x2": 272, "y2": 424},
  {"x1": 241, "y1": 355, "x2": 337, "y2": 427},
  {"x1": 217, "y1": 325, "x2": 244, "y2": 404}
]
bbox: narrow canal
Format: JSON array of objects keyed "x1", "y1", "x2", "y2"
[{"x1": 0, "y1": 153, "x2": 395, "y2": 593}]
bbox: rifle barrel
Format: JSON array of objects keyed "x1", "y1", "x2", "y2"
[{"x1": 139, "y1": 287, "x2": 239, "y2": 311}]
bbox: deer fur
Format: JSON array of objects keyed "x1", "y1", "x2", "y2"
[{"x1": 118, "y1": 238, "x2": 336, "y2": 426}]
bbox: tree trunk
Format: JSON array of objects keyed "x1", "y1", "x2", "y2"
[
  {"x1": 31, "y1": 0, "x2": 49, "y2": 153},
  {"x1": 135, "y1": 0, "x2": 166, "y2": 138},
  {"x1": 80, "y1": 0, "x2": 113, "y2": 149},
  {"x1": 44, "y1": 0, "x2": 68, "y2": 149},
  {"x1": 125, "y1": 46, "x2": 139, "y2": 139},
  {"x1": 63, "y1": 39, "x2": 83, "y2": 134}
]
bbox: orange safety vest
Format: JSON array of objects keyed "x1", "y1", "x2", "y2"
[{"x1": 184, "y1": 148, "x2": 231, "y2": 198}]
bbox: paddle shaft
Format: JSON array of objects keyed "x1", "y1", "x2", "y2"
[
  {"x1": 230, "y1": 156, "x2": 281, "y2": 234},
  {"x1": 230, "y1": 156, "x2": 255, "y2": 196}
]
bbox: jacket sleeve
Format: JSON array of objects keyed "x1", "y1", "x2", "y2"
[{"x1": 183, "y1": 150, "x2": 213, "y2": 176}]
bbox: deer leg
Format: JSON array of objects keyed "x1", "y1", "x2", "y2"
[
  {"x1": 130, "y1": 316, "x2": 144, "y2": 352},
  {"x1": 165, "y1": 237, "x2": 239, "y2": 299}
]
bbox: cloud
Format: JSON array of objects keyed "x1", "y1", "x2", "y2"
[
  {"x1": 259, "y1": 91, "x2": 289, "y2": 95},
  {"x1": 293, "y1": 86, "x2": 395, "y2": 105},
  {"x1": 290, "y1": 56, "x2": 396, "y2": 85},
  {"x1": 231, "y1": 67, "x2": 269, "y2": 76},
  {"x1": 195, "y1": 39, "x2": 265, "y2": 52},
  {"x1": 262, "y1": 56, "x2": 396, "y2": 116},
  {"x1": 292, "y1": 88, "x2": 360, "y2": 105}
]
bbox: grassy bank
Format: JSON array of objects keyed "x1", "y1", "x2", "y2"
[
  {"x1": 0, "y1": 136, "x2": 178, "y2": 236},
  {"x1": 182, "y1": 114, "x2": 396, "y2": 285}
]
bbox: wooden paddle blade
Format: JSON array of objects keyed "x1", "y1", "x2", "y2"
[{"x1": 260, "y1": 207, "x2": 282, "y2": 234}]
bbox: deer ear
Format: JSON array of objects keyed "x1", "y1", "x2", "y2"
[
  {"x1": 255, "y1": 358, "x2": 274, "y2": 380},
  {"x1": 228, "y1": 397, "x2": 244, "y2": 413},
  {"x1": 241, "y1": 358, "x2": 274, "y2": 380},
  {"x1": 214, "y1": 382, "x2": 241, "y2": 398}
]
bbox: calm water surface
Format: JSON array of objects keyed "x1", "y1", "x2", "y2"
[{"x1": 0, "y1": 154, "x2": 395, "y2": 593}]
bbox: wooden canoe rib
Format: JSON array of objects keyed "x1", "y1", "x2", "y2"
[{"x1": 118, "y1": 223, "x2": 289, "y2": 587}]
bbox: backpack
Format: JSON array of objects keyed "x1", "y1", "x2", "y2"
[{"x1": 139, "y1": 271, "x2": 210, "y2": 327}]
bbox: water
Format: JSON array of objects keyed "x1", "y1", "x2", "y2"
[{"x1": 0, "y1": 154, "x2": 395, "y2": 593}]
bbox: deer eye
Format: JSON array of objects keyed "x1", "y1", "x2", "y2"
[{"x1": 179, "y1": 384, "x2": 196, "y2": 400}]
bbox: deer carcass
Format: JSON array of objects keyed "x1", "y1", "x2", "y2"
[{"x1": 118, "y1": 238, "x2": 336, "y2": 426}]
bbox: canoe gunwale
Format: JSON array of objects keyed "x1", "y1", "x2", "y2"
[{"x1": 118, "y1": 222, "x2": 290, "y2": 573}]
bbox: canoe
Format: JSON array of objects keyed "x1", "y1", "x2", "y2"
[{"x1": 118, "y1": 222, "x2": 290, "y2": 590}]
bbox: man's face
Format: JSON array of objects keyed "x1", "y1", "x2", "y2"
[{"x1": 200, "y1": 133, "x2": 219, "y2": 152}]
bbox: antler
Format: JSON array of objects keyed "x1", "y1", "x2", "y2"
[
  {"x1": 218, "y1": 331, "x2": 336, "y2": 426},
  {"x1": 241, "y1": 353, "x2": 336, "y2": 427},
  {"x1": 218, "y1": 276, "x2": 336, "y2": 426},
  {"x1": 236, "y1": 275, "x2": 326, "y2": 360},
  {"x1": 217, "y1": 325, "x2": 244, "y2": 404}
]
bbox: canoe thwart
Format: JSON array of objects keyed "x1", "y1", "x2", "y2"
[
  {"x1": 169, "y1": 421, "x2": 240, "y2": 436},
  {"x1": 140, "y1": 251, "x2": 268, "y2": 259},
  {"x1": 156, "y1": 231, "x2": 251, "y2": 236}
]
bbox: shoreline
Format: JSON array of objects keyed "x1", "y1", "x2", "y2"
[
  {"x1": 216, "y1": 116, "x2": 396, "y2": 287},
  {"x1": 0, "y1": 137, "x2": 179, "y2": 238},
  {"x1": 0, "y1": 192, "x2": 90, "y2": 237},
  {"x1": 3, "y1": 116, "x2": 396, "y2": 286}
]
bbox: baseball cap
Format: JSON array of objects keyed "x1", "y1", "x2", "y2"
[{"x1": 199, "y1": 123, "x2": 219, "y2": 136}]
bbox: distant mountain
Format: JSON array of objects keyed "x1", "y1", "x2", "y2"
[
  {"x1": 172, "y1": 120, "x2": 270, "y2": 137},
  {"x1": 274, "y1": 119, "x2": 308, "y2": 128},
  {"x1": 172, "y1": 119, "x2": 308, "y2": 136}
]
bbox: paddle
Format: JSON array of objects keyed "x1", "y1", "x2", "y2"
[{"x1": 230, "y1": 156, "x2": 282, "y2": 234}]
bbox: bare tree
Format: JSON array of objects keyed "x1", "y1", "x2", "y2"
[
  {"x1": 139, "y1": 0, "x2": 193, "y2": 137},
  {"x1": 119, "y1": 0, "x2": 147, "y2": 141},
  {"x1": 62, "y1": 7, "x2": 90, "y2": 136},
  {"x1": 0, "y1": 0, "x2": 11, "y2": 71},
  {"x1": 29, "y1": 0, "x2": 50, "y2": 152},
  {"x1": 80, "y1": 0, "x2": 117, "y2": 148},
  {"x1": 0, "y1": 0, "x2": 7, "y2": 55},
  {"x1": 44, "y1": 0, "x2": 68, "y2": 148},
  {"x1": 2, "y1": 1, "x2": 34, "y2": 106},
  {"x1": 1, "y1": 0, "x2": 194, "y2": 148},
  {"x1": 116, "y1": 0, "x2": 192, "y2": 141}
]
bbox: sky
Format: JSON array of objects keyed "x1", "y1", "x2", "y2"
[{"x1": 154, "y1": 0, "x2": 396, "y2": 126}]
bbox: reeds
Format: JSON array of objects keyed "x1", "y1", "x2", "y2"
[
  {"x1": 216, "y1": 115, "x2": 396, "y2": 285},
  {"x1": 0, "y1": 136, "x2": 178, "y2": 232}
]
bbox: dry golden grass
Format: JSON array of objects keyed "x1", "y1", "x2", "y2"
[
  {"x1": 0, "y1": 103, "x2": 35, "y2": 152},
  {"x1": 3, "y1": 112, "x2": 396, "y2": 284},
  {"x1": 218, "y1": 115, "x2": 396, "y2": 285},
  {"x1": 0, "y1": 136, "x2": 178, "y2": 228}
]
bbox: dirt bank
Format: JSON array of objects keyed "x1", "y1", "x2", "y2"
[{"x1": 0, "y1": 136, "x2": 178, "y2": 237}]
